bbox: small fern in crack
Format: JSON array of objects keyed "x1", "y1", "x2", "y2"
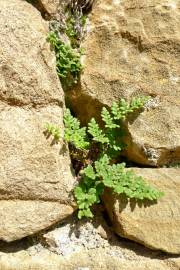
[
  {"x1": 46, "y1": 96, "x2": 164, "y2": 218},
  {"x1": 75, "y1": 154, "x2": 163, "y2": 218},
  {"x1": 47, "y1": 32, "x2": 83, "y2": 86}
]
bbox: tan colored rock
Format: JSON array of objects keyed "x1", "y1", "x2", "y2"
[
  {"x1": 0, "y1": 249, "x2": 179, "y2": 270},
  {"x1": 68, "y1": 0, "x2": 180, "y2": 166},
  {"x1": 0, "y1": 214, "x2": 179, "y2": 270},
  {"x1": 36, "y1": 0, "x2": 60, "y2": 16},
  {"x1": 0, "y1": 0, "x2": 75, "y2": 242},
  {"x1": 35, "y1": 0, "x2": 71, "y2": 18},
  {"x1": 103, "y1": 168, "x2": 180, "y2": 254},
  {"x1": 0, "y1": 201, "x2": 73, "y2": 242}
]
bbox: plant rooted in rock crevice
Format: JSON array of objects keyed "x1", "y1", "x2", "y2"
[
  {"x1": 47, "y1": 1, "x2": 91, "y2": 88},
  {"x1": 47, "y1": 32, "x2": 83, "y2": 87},
  {"x1": 46, "y1": 97, "x2": 164, "y2": 219}
]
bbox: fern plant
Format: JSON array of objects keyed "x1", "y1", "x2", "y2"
[
  {"x1": 63, "y1": 108, "x2": 90, "y2": 149},
  {"x1": 46, "y1": 97, "x2": 164, "y2": 218},
  {"x1": 47, "y1": 32, "x2": 83, "y2": 86}
]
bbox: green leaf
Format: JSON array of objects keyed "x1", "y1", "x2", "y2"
[
  {"x1": 83, "y1": 165, "x2": 96, "y2": 180},
  {"x1": 44, "y1": 123, "x2": 61, "y2": 141},
  {"x1": 110, "y1": 97, "x2": 150, "y2": 121},
  {"x1": 130, "y1": 96, "x2": 150, "y2": 111},
  {"x1": 78, "y1": 208, "x2": 93, "y2": 219},
  {"x1": 111, "y1": 99, "x2": 130, "y2": 120},
  {"x1": 95, "y1": 155, "x2": 110, "y2": 177},
  {"x1": 101, "y1": 107, "x2": 118, "y2": 129},
  {"x1": 63, "y1": 109, "x2": 89, "y2": 150},
  {"x1": 47, "y1": 31, "x2": 82, "y2": 85},
  {"x1": 88, "y1": 118, "x2": 109, "y2": 144},
  {"x1": 74, "y1": 186, "x2": 86, "y2": 201}
]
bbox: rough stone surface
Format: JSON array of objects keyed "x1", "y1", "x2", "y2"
[
  {"x1": 43, "y1": 215, "x2": 110, "y2": 255},
  {"x1": 67, "y1": 0, "x2": 180, "y2": 166},
  {"x1": 35, "y1": 0, "x2": 71, "y2": 18},
  {"x1": 36, "y1": 0, "x2": 60, "y2": 16},
  {"x1": 103, "y1": 168, "x2": 180, "y2": 254},
  {"x1": 0, "y1": 0, "x2": 75, "y2": 242},
  {"x1": 0, "y1": 201, "x2": 73, "y2": 242},
  {"x1": 0, "y1": 250, "x2": 179, "y2": 270},
  {"x1": 0, "y1": 216, "x2": 179, "y2": 270}
]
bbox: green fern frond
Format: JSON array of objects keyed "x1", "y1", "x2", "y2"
[
  {"x1": 64, "y1": 109, "x2": 89, "y2": 149},
  {"x1": 101, "y1": 107, "x2": 118, "y2": 129},
  {"x1": 45, "y1": 97, "x2": 164, "y2": 219},
  {"x1": 111, "y1": 96, "x2": 150, "y2": 120},
  {"x1": 47, "y1": 32, "x2": 82, "y2": 85},
  {"x1": 44, "y1": 123, "x2": 61, "y2": 141},
  {"x1": 88, "y1": 118, "x2": 109, "y2": 144}
]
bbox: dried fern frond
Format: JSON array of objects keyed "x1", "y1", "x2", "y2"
[{"x1": 70, "y1": 0, "x2": 95, "y2": 13}]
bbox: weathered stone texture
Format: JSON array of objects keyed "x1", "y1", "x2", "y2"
[
  {"x1": 35, "y1": 0, "x2": 71, "y2": 17},
  {"x1": 0, "y1": 249, "x2": 179, "y2": 270},
  {"x1": 36, "y1": 0, "x2": 60, "y2": 16},
  {"x1": 68, "y1": 0, "x2": 180, "y2": 166},
  {"x1": 0, "y1": 0, "x2": 75, "y2": 242},
  {"x1": 103, "y1": 168, "x2": 180, "y2": 254}
]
